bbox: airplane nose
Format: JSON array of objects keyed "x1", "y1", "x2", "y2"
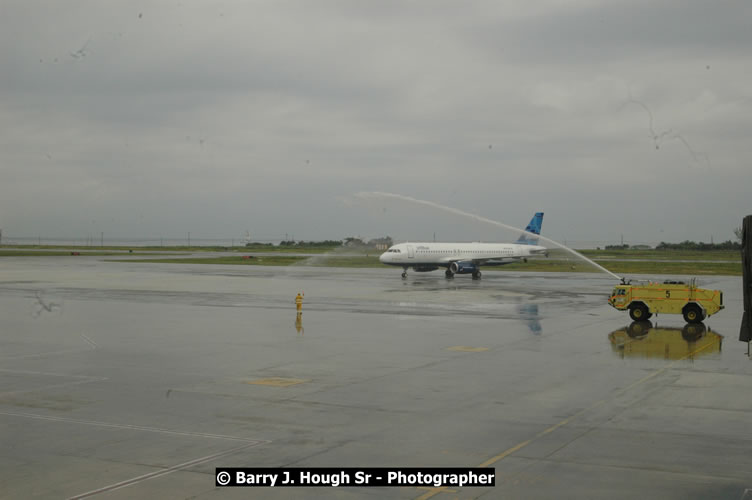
[{"x1": 379, "y1": 252, "x2": 387, "y2": 263}]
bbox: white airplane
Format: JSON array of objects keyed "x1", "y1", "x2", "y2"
[{"x1": 379, "y1": 212, "x2": 546, "y2": 279}]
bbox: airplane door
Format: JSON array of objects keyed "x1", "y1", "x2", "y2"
[{"x1": 407, "y1": 245, "x2": 415, "y2": 258}]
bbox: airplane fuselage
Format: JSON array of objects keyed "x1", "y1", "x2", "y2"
[{"x1": 379, "y1": 241, "x2": 547, "y2": 277}]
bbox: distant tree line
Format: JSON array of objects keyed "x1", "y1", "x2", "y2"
[
  {"x1": 604, "y1": 226, "x2": 743, "y2": 251},
  {"x1": 277, "y1": 240, "x2": 343, "y2": 248},
  {"x1": 655, "y1": 240, "x2": 741, "y2": 251},
  {"x1": 244, "y1": 242, "x2": 275, "y2": 248},
  {"x1": 343, "y1": 236, "x2": 393, "y2": 248},
  {"x1": 244, "y1": 237, "x2": 393, "y2": 249},
  {"x1": 604, "y1": 240, "x2": 741, "y2": 251}
]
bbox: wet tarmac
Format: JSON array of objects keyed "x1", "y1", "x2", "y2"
[{"x1": 1, "y1": 256, "x2": 750, "y2": 499}]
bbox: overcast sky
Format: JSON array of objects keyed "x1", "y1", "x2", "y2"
[{"x1": 1, "y1": 0, "x2": 750, "y2": 246}]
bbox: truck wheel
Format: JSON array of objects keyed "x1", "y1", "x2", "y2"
[
  {"x1": 683, "y1": 304, "x2": 704, "y2": 324},
  {"x1": 629, "y1": 303, "x2": 649, "y2": 321}
]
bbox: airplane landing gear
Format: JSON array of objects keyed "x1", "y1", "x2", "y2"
[
  {"x1": 472, "y1": 271, "x2": 482, "y2": 280},
  {"x1": 445, "y1": 269, "x2": 454, "y2": 279},
  {"x1": 401, "y1": 268, "x2": 408, "y2": 279}
]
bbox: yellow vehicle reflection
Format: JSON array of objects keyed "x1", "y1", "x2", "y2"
[
  {"x1": 609, "y1": 321, "x2": 723, "y2": 360},
  {"x1": 295, "y1": 312, "x2": 304, "y2": 335}
]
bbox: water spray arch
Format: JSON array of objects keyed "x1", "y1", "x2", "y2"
[{"x1": 355, "y1": 191, "x2": 622, "y2": 281}]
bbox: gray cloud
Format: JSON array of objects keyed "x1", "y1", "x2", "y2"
[{"x1": 1, "y1": 0, "x2": 750, "y2": 245}]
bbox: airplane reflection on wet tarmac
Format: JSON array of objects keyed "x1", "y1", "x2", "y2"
[
  {"x1": 518, "y1": 303, "x2": 541, "y2": 335},
  {"x1": 609, "y1": 321, "x2": 723, "y2": 360}
]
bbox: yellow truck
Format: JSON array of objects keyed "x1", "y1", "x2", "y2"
[{"x1": 608, "y1": 279, "x2": 724, "y2": 323}]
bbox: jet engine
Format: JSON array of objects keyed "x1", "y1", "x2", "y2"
[{"x1": 449, "y1": 261, "x2": 478, "y2": 274}]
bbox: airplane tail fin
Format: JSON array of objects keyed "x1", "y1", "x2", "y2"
[{"x1": 516, "y1": 212, "x2": 544, "y2": 245}]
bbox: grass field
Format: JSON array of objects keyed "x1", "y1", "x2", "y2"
[
  {"x1": 578, "y1": 248, "x2": 740, "y2": 261},
  {"x1": 112, "y1": 253, "x2": 742, "y2": 276},
  {"x1": 0, "y1": 244, "x2": 338, "y2": 254},
  {"x1": 2, "y1": 245, "x2": 742, "y2": 276},
  {"x1": 113, "y1": 256, "x2": 310, "y2": 266},
  {"x1": 0, "y1": 250, "x2": 177, "y2": 257},
  {"x1": 498, "y1": 258, "x2": 741, "y2": 276}
]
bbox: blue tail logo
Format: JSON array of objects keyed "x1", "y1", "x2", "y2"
[{"x1": 516, "y1": 212, "x2": 544, "y2": 245}]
